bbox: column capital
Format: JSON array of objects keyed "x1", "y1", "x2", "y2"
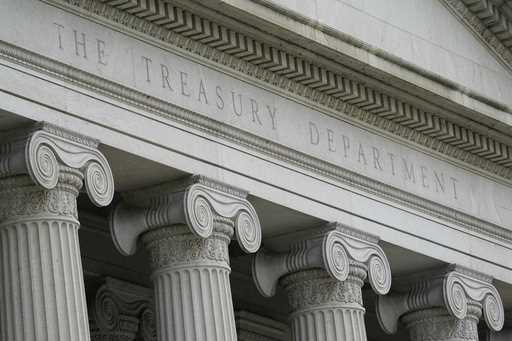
[
  {"x1": 89, "y1": 277, "x2": 156, "y2": 341},
  {"x1": 110, "y1": 175, "x2": 262, "y2": 255},
  {"x1": 376, "y1": 265, "x2": 505, "y2": 334},
  {"x1": 252, "y1": 222, "x2": 392, "y2": 297},
  {"x1": 0, "y1": 121, "x2": 114, "y2": 206}
]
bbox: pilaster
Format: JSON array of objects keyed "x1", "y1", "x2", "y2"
[
  {"x1": 0, "y1": 122, "x2": 114, "y2": 341},
  {"x1": 109, "y1": 176, "x2": 262, "y2": 341},
  {"x1": 252, "y1": 223, "x2": 392, "y2": 341},
  {"x1": 376, "y1": 265, "x2": 504, "y2": 341}
]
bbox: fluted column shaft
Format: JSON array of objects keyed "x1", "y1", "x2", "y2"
[
  {"x1": 281, "y1": 263, "x2": 368, "y2": 341},
  {"x1": 141, "y1": 223, "x2": 237, "y2": 341},
  {"x1": 402, "y1": 302, "x2": 482, "y2": 341},
  {"x1": 0, "y1": 170, "x2": 89, "y2": 341}
]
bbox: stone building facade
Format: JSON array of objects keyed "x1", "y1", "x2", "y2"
[{"x1": 0, "y1": 0, "x2": 512, "y2": 340}]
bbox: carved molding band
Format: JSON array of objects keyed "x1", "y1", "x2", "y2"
[
  {"x1": 252, "y1": 223, "x2": 391, "y2": 298},
  {"x1": 0, "y1": 121, "x2": 114, "y2": 207},
  {"x1": 110, "y1": 175, "x2": 261, "y2": 256},
  {"x1": 89, "y1": 277, "x2": 156, "y2": 341},
  {"x1": 376, "y1": 265, "x2": 505, "y2": 335}
]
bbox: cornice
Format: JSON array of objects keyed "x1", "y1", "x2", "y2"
[
  {"x1": 442, "y1": 0, "x2": 512, "y2": 73},
  {"x1": 3, "y1": 0, "x2": 511, "y2": 243}
]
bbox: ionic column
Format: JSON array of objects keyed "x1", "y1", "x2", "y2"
[
  {"x1": 376, "y1": 265, "x2": 505, "y2": 341},
  {"x1": 109, "y1": 176, "x2": 262, "y2": 341},
  {"x1": 88, "y1": 277, "x2": 156, "y2": 341},
  {"x1": 252, "y1": 223, "x2": 392, "y2": 341},
  {"x1": 0, "y1": 122, "x2": 114, "y2": 341}
]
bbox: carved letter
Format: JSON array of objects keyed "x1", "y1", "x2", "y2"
[
  {"x1": 420, "y1": 165, "x2": 429, "y2": 188},
  {"x1": 327, "y1": 129, "x2": 336, "y2": 152},
  {"x1": 266, "y1": 105, "x2": 277, "y2": 130},
  {"x1": 451, "y1": 177, "x2": 459, "y2": 200},
  {"x1": 96, "y1": 39, "x2": 107, "y2": 65},
  {"x1": 388, "y1": 152, "x2": 396, "y2": 176},
  {"x1": 180, "y1": 71, "x2": 190, "y2": 97},
  {"x1": 160, "y1": 64, "x2": 174, "y2": 91},
  {"x1": 197, "y1": 79, "x2": 209, "y2": 104},
  {"x1": 309, "y1": 122, "x2": 319, "y2": 145},
  {"x1": 54, "y1": 23, "x2": 65, "y2": 50},
  {"x1": 434, "y1": 170, "x2": 445, "y2": 193},
  {"x1": 250, "y1": 99, "x2": 262, "y2": 126},
  {"x1": 402, "y1": 158, "x2": 416, "y2": 183},
  {"x1": 342, "y1": 135, "x2": 350, "y2": 158},
  {"x1": 141, "y1": 56, "x2": 152, "y2": 83},
  {"x1": 232, "y1": 91, "x2": 243, "y2": 117},
  {"x1": 216, "y1": 86, "x2": 224, "y2": 110},
  {"x1": 73, "y1": 30, "x2": 87, "y2": 58},
  {"x1": 372, "y1": 146, "x2": 383, "y2": 171},
  {"x1": 358, "y1": 143, "x2": 367, "y2": 165}
]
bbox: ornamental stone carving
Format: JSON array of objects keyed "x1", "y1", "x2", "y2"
[
  {"x1": 0, "y1": 122, "x2": 114, "y2": 341},
  {"x1": 252, "y1": 223, "x2": 391, "y2": 341},
  {"x1": 252, "y1": 223, "x2": 391, "y2": 298},
  {"x1": 110, "y1": 175, "x2": 261, "y2": 256},
  {"x1": 89, "y1": 278, "x2": 156, "y2": 341},
  {"x1": 376, "y1": 265, "x2": 504, "y2": 341},
  {"x1": 110, "y1": 176, "x2": 262, "y2": 341},
  {"x1": 0, "y1": 121, "x2": 114, "y2": 207}
]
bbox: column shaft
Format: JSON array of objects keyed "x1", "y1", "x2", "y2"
[
  {"x1": 281, "y1": 265, "x2": 368, "y2": 341},
  {"x1": 142, "y1": 224, "x2": 237, "y2": 341},
  {"x1": 402, "y1": 303, "x2": 481, "y2": 341},
  {"x1": 0, "y1": 174, "x2": 89, "y2": 341}
]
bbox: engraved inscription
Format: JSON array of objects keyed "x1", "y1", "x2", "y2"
[
  {"x1": 53, "y1": 22, "x2": 109, "y2": 66},
  {"x1": 51, "y1": 21, "x2": 465, "y2": 205},
  {"x1": 308, "y1": 121, "x2": 460, "y2": 200},
  {"x1": 139, "y1": 54, "x2": 279, "y2": 132}
]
